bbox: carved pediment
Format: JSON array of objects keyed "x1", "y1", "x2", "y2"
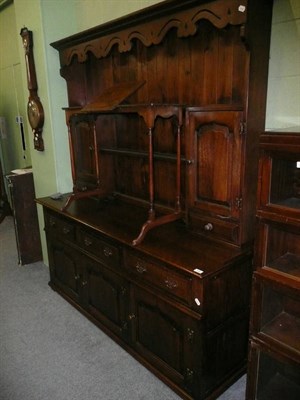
[{"x1": 52, "y1": 0, "x2": 247, "y2": 67}]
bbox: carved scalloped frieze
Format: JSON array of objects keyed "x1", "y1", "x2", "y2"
[{"x1": 59, "y1": 0, "x2": 247, "y2": 66}]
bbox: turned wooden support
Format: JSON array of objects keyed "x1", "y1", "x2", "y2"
[
  {"x1": 148, "y1": 126, "x2": 155, "y2": 220},
  {"x1": 133, "y1": 106, "x2": 183, "y2": 246}
]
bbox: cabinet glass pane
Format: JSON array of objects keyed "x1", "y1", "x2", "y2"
[
  {"x1": 260, "y1": 284, "x2": 300, "y2": 353},
  {"x1": 270, "y1": 157, "x2": 300, "y2": 209},
  {"x1": 255, "y1": 352, "x2": 300, "y2": 400},
  {"x1": 264, "y1": 223, "x2": 300, "y2": 279}
]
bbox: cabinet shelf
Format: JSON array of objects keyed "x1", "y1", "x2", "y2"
[
  {"x1": 260, "y1": 311, "x2": 300, "y2": 355},
  {"x1": 251, "y1": 270, "x2": 300, "y2": 363},
  {"x1": 67, "y1": 103, "x2": 184, "y2": 118},
  {"x1": 63, "y1": 102, "x2": 184, "y2": 245},
  {"x1": 264, "y1": 252, "x2": 300, "y2": 281},
  {"x1": 272, "y1": 197, "x2": 300, "y2": 209},
  {"x1": 100, "y1": 147, "x2": 186, "y2": 163},
  {"x1": 256, "y1": 372, "x2": 300, "y2": 400},
  {"x1": 81, "y1": 80, "x2": 146, "y2": 112},
  {"x1": 255, "y1": 218, "x2": 300, "y2": 282}
]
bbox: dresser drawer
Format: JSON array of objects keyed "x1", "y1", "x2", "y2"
[
  {"x1": 124, "y1": 249, "x2": 193, "y2": 306},
  {"x1": 77, "y1": 228, "x2": 120, "y2": 269},
  {"x1": 44, "y1": 212, "x2": 75, "y2": 243},
  {"x1": 188, "y1": 212, "x2": 239, "y2": 245}
]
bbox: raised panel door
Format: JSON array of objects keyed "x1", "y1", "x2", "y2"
[
  {"x1": 186, "y1": 110, "x2": 243, "y2": 218},
  {"x1": 82, "y1": 256, "x2": 131, "y2": 342},
  {"x1": 47, "y1": 240, "x2": 82, "y2": 304},
  {"x1": 130, "y1": 285, "x2": 202, "y2": 398}
]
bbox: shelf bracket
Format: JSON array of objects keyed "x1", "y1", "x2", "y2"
[
  {"x1": 132, "y1": 211, "x2": 182, "y2": 246},
  {"x1": 61, "y1": 188, "x2": 103, "y2": 211}
]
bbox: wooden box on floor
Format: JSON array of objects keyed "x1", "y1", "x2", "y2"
[{"x1": 6, "y1": 171, "x2": 42, "y2": 265}]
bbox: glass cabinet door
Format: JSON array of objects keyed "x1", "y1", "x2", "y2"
[
  {"x1": 247, "y1": 343, "x2": 300, "y2": 400},
  {"x1": 258, "y1": 133, "x2": 300, "y2": 217}
]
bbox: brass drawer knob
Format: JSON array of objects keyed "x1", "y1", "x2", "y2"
[
  {"x1": 49, "y1": 217, "x2": 56, "y2": 227},
  {"x1": 164, "y1": 278, "x2": 178, "y2": 290},
  {"x1": 204, "y1": 223, "x2": 213, "y2": 231},
  {"x1": 120, "y1": 286, "x2": 127, "y2": 296},
  {"x1": 84, "y1": 237, "x2": 92, "y2": 247},
  {"x1": 103, "y1": 247, "x2": 113, "y2": 257},
  {"x1": 136, "y1": 262, "x2": 147, "y2": 274}
]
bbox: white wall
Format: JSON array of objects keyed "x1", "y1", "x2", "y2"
[
  {"x1": 266, "y1": 0, "x2": 300, "y2": 131},
  {"x1": 40, "y1": 0, "x2": 78, "y2": 194},
  {"x1": 74, "y1": 0, "x2": 164, "y2": 32},
  {"x1": 0, "y1": 4, "x2": 31, "y2": 174}
]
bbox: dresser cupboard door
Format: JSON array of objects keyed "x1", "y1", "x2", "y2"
[
  {"x1": 47, "y1": 240, "x2": 82, "y2": 304},
  {"x1": 186, "y1": 111, "x2": 244, "y2": 219},
  {"x1": 82, "y1": 257, "x2": 131, "y2": 342},
  {"x1": 130, "y1": 285, "x2": 202, "y2": 398}
]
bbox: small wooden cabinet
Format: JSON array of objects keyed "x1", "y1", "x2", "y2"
[
  {"x1": 0, "y1": 160, "x2": 11, "y2": 223},
  {"x1": 246, "y1": 132, "x2": 300, "y2": 399},
  {"x1": 186, "y1": 108, "x2": 244, "y2": 245},
  {"x1": 40, "y1": 1, "x2": 274, "y2": 399}
]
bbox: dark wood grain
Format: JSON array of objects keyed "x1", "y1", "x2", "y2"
[
  {"x1": 7, "y1": 172, "x2": 42, "y2": 265},
  {"x1": 43, "y1": 1, "x2": 275, "y2": 398}
]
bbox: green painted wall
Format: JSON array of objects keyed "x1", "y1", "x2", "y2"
[
  {"x1": 74, "y1": 0, "x2": 164, "y2": 31},
  {"x1": 0, "y1": 4, "x2": 31, "y2": 174}
]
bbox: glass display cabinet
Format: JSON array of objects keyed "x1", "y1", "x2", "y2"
[{"x1": 246, "y1": 131, "x2": 300, "y2": 399}]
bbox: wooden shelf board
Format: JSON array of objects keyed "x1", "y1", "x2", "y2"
[
  {"x1": 271, "y1": 197, "x2": 300, "y2": 210},
  {"x1": 261, "y1": 311, "x2": 300, "y2": 354},
  {"x1": 81, "y1": 80, "x2": 146, "y2": 112},
  {"x1": 265, "y1": 252, "x2": 300, "y2": 281},
  {"x1": 36, "y1": 194, "x2": 247, "y2": 277},
  {"x1": 256, "y1": 372, "x2": 300, "y2": 400}
]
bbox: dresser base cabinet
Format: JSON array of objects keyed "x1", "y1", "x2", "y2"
[{"x1": 38, "y1": 195, "x2": 252, "y2": 400}]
